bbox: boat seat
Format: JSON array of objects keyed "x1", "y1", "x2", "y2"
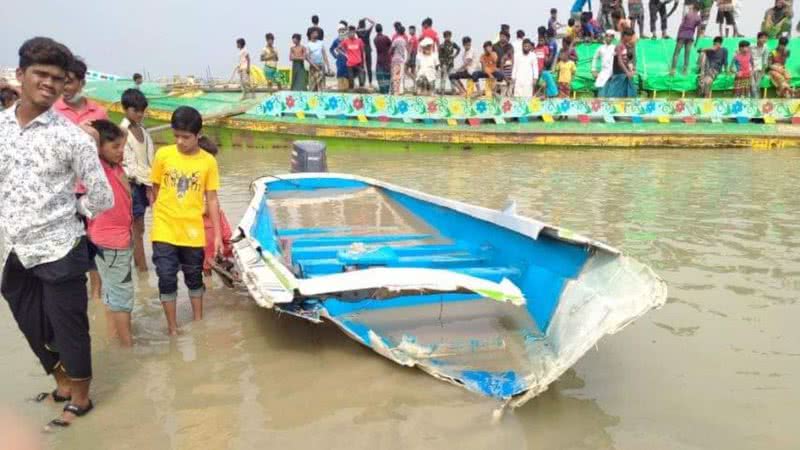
[
  {"x1": 291, "y1": 243, "x2": 466, "y2": 260},
  {"x1": 298, "y1": 253, "x2": 490, "y2": 277},
  {"x1": 337, "y1": 246, "x2": 399, "y2": 266},
  {"x1": 291, "y1": 234, "x2": 433, "y2": 248},
  {"x1": 277, "y1": 227, "x2": 352, "y2": 237}
]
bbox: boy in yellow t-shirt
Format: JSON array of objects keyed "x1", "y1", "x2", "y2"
[
  {"x1": 555, "y1": 51, "x2": 577, "y2": 98},
  {"x1": 150, "y1": 106, "x2": 222, "y2": 335}
]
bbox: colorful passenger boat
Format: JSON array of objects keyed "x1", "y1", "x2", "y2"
[
  {"x1": 83, "y1": 37, "x2": 800, "y2": 150},
  {"x1": 232, "y1": 172, "x2": 667, "y2": 406}
]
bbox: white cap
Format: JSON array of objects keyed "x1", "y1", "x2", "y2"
[{"x1": 420, "y1": 37, "x2": 434, "y2": 47}]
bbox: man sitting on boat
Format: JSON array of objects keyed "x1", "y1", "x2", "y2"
[{"x1": 762, "y1": 0, "x2": 793, "y2": 39}]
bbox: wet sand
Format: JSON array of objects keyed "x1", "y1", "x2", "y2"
[{"x1": 1, "y1": 147, "x2": 798, "y2": 449}]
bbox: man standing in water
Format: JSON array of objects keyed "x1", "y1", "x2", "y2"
[{"x1": 0, "y1": 37, "x2": 113, "y2": 429}]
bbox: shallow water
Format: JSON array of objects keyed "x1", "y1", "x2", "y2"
[{"x1": 1, "y1": 147, "x2": 799, "y2": 450}]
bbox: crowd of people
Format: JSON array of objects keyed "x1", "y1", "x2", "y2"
[
  {"x1": 233, "y1": 2, "x2": 796, "y2": 99},
  {"x1": 0, "y1": 37, "x2": 236, "y2": 430}
]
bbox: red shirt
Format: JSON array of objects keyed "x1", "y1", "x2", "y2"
[
  {"x1": 420, "y1": 28, "x2": 440, "y2": 46},
  {"x1": 54, "y1": 98, "x2": 109, "y2": 125},
  {"x1": 88, "y1": 161, "x2": 132, "y2": 250},
  {"x1": 534, "y1": 45, "x2": 550, "y2": 73},
  {"x1": 54, "y1": 98, "x2": 109, "y2": 195},
  {"x1": 408, "y1": 35, "x2": 419, "y2": 52},
  {"x1": 341, "y1": 37, "x2": 365, "y2": 67}
]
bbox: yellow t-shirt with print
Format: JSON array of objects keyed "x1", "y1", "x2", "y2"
[{"x1": 150, "y1": 145, "x2": 220, "y2": 247}]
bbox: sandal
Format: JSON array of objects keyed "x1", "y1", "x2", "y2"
[
  {"x1": 46, "y1": 401, "x2": 94, "y2": 429},
  {"x1": 33, "y1": 389, "x2": 71, "y2": 403}
]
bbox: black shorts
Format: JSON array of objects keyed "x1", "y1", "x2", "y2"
[
  {"x1": 716, "y1": 10, "x2": 735, "y2": 25},
  {"x1": 1, "y1": 237, "x2": 93, "y2": 380},
  {"x1": 152, "y1": 242, "x2": 205, "y2": 302}
]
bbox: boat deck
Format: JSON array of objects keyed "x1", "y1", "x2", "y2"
[{"x1": 269, "y1": 187, "x2": 514, "y2": 281}]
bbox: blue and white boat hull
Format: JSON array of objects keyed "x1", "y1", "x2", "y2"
[{"x1": 233, "y1": 173, "x2": 667, "y2": 407}]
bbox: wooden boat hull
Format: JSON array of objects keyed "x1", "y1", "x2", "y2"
[{"x1": 233, "y1": 173, "x2": 667, "y2": 406}]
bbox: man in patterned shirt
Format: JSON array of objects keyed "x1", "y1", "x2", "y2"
[{"x1": 0, "y1": 37, "x2": 113, "y2": 429}]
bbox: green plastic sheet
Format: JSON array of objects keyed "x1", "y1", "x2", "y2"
[{"x1": 574, "y1": 38, "x2": 799, "y2": 93}]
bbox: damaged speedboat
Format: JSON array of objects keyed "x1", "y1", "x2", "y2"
[{"x1": 233, "y1": 173, "x2": 667, "y2": 407}]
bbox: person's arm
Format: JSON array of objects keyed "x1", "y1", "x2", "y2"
[
  {"x1": 149, "y1": 150, "x2": 163, "y2": 202},
  {"x1": 73, "y1": 134, "x2": 113, "y2": 219},
  {"x1": 207, "y1": 190, "x2": 223, "y2": 256},
  {"x1": 304, "y1": 48, "x2": 316, "y2": 68},
  {"x1": 144, "y1": 132, "x2": 155, "y2": 202},
  {"x1": 453, "y1": 43, "x2": 461, "y2": 60},
  {"x1": 361, "y1": 42, "x2": 367, "y2": 69},
  {"x1": 323, "y1": 48, "x2": 331, "y2": 72},
  {"x1": 330, "y1": 40, "x2": 338, "y2": 59},
  {"x1": 246, "y1": 53, "x2": 251, "y2": 72},
  {"x1": 616, "y1": 51, "x2": 632, "y2": 78},
  {"x1": 206, "y1": 159, "x2": 222, "y2": 256},
  {"x1": 722, "y1": 49, "x2": 729, "y2": 72},
  {"x1": 122, "y1": 138, "x2": 135, "y2": 179}
]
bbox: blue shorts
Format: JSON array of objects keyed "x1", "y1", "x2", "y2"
[
  {"x1": 95, "y1": 247, "x2": 134, "y2": 313},
  {"x1": 131, "y1": 182, "x2": 150, "y2": 219}
]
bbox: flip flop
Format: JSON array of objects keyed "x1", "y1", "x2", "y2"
[
  {"x1": 32, "y1": 390, "x2": 71, "y2": 403},
  {"x1": 45, "y1": 401, "x2": 94, "y2": 430}
]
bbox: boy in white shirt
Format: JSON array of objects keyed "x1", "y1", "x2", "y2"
[
  {"x1": 120, "y1": 88, "x2": 155, "y2": 272},
  {"x1": 449, "y1": 37, "x2": 478, "y2": 95}
]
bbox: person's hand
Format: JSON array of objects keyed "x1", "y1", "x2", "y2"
[
  {"x1": 214, "y1": 235, "x2": 224, "y2": 258},
  {"x1": 146, "y1": 186, "x2": 154, "y2": 205},
  {"x1": 592, "y1": 70, "x2": 598, "y2": 78},
  {"x1": 79, "y1": 121, "x2": 100, "y2": 144}
]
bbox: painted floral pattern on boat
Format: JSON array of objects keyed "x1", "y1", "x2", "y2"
[{"x1": 252, "y1": 93, "x2": 800, "y2": 121}]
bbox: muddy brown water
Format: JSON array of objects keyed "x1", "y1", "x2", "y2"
[{"x1": 1, "y1": 147, "x2": 798, "y2": 450}]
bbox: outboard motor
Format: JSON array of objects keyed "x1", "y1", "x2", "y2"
[{"x1": 291, "y1": 140, "x2": 328, "y2": 173}]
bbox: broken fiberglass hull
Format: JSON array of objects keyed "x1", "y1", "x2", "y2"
[{"x1": 233, "y1": 173, "x2": 667, "y2": 407}]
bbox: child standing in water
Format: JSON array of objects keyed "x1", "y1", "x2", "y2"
[
  {"x1": 120, "y1": 88, "x2": 155, "y2": 272},
  {"x1": 87, "y1": 120, "x2": 135, "y2": 347},
  {"x1": 151, "y1": 107, "x2": 222, "y2": 336}
]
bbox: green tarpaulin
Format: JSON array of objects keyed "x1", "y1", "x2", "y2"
[{"x1": 573, "y1": 38, "x2": 799, "y2": 93}]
